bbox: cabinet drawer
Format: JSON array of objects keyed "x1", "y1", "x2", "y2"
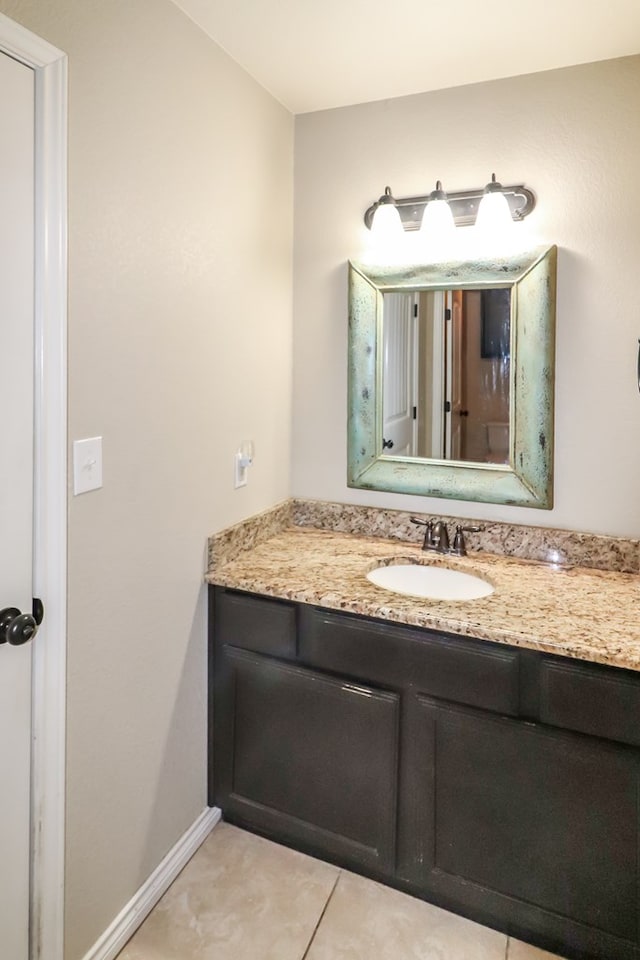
[
  {"x1": 300, "y1": 608, "x2": 520, "y2": 716},
  {"x1": 214, "y1": 588, "x2": 296, "y2": 659},
  {"x1": 540, "y1": 658, "x2": 640, "y2": 747}
]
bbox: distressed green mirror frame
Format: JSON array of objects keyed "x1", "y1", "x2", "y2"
[{"x1": 348, "y1": 245, "x2": 557, "y2": 507}]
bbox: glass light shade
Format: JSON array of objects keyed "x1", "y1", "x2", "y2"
[
  {"x1": 420, "y1": 198, "x2": 455, "y2": 237},
  {"x1": 368, "y1": 200, "x2": 406, "y2": 264},
  {"x1": 475, "y1": 190, "x2": 513, "y2": 236},
  {"x1": 418, "y1": 197, "x2": 456, "y2": 261},
  {"x1": 369, "y1": 201, "x2": 404, "y2": 245}
]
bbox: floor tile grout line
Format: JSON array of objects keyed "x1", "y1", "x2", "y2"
[{"x1": 300, "y1": 869, "x2": 342, "y2": 960}]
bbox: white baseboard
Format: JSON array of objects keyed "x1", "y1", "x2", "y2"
[{"x1": 81, "y1": 806, "x2": 221, "y2": 960}]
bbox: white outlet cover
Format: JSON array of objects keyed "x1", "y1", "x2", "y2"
[{"x1": 73, "y1": 436, "x2": 103, "y2": 495}]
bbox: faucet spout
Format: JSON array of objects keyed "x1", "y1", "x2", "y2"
[{"x1": 431, "y1": 521, "x2": 450, "y2": 554}]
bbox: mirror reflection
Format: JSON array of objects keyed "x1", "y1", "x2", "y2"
[{"x1": 382, "y1": 288, "x2": 511, "y2": 464}]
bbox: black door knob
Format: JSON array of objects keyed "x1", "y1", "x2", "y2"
[
  {"x1": 382, "y1": 438, "x2": 394, "y2": 449},
  {"x1": 0, "y1": 604, "x2": 41, "y2": 646},
  {"x1": 8, "y1": 613, "x2": 38, "y2": 646},
  {"x1": 0, "y1": 607, "x2": 20, "y2": 644}
]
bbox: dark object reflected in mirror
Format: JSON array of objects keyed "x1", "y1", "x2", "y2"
[
  {"x1": 481, "y1": 288, "x2": 511, "y2": 359},
  {"x1": 348, "y1": 246, "x2": 557, "y2": 508}
]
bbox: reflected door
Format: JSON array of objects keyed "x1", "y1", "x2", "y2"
[
  {"x1": 0, "y1": 50, "x2": 35, "y2": 959},
  {"x1": 382, "y1": 293, "x2": 417, "y2": 456}
]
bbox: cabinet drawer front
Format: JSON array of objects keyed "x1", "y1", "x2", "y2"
[
  {"x1": 301, "y1": 608, "x2": 520, "y2": 715},
  {"x1": 540, "y1": 658, "x2": 640, "y2": 746},
  {"x1": 215, "y1": 588, "x2": 296, "y2": 659}
]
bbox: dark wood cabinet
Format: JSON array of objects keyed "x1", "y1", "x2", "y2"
[
  {"x1": 403, "y1": 694, "x2": 639, "y2": 960},
  {"x1": 209, "y1": 585, "x2": 640, "y2": 960},
  {"x1": 214, "y1": 645, "x2": 399, "y2": 871}
]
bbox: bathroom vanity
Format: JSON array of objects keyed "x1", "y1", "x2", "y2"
[{"x1": 207, "y1": 515, "x2": 640, "y2": 960}]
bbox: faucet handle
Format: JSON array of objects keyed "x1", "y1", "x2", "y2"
[
  {"x1": 410, "y1": 516, "x2": 435, "y2": 550},
  {"x1": 410, "y1": 516, "x2": 431, "y2": 529},
  {"x1": 452, "y1": 524, "x2": 483, "y2": 556}
]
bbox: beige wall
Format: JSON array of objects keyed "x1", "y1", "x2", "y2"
[
  {"x1": 0, "y1": 2, "x2": 293, "y2": 958},
  {"x1": 293, "y1": 56, "x2": 640, "y2": 537}
]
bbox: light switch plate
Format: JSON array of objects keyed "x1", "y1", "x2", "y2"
[
  {"x1": 234, "y1": 451, "x2": 248, "y2": 488},
  {"x1": 234, "y1": 441, "x2": 254, "y2": 489},
  {"x1": 73, "y1": 436, "x2": 103, "y2": 495}
]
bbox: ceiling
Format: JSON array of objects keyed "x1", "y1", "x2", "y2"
[{"x1": 171, "y1": 0, "x2": 640, "y2": 114}]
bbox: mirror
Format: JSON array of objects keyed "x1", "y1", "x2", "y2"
[
  {"x1": 381, "y1": 287, "x2": 511, "y2": 463},
  {"x1": 348, "y1": 246, "x2": 557, "y2": 508}
]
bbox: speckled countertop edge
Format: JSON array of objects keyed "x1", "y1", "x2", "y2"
[
  {"x1": 207, "y1": 521, "x2": 640, "y2": 672},
  {"x1": 208, "y1": 498, "x2": 640, "y2": 575}
]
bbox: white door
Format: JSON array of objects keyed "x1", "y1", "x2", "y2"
[
  {"x1": 0, "y1": 49, "x2": 36, "y2": 959},
  {"x1": 382, "y1": 292, "x2": 417, "y2": 456}
]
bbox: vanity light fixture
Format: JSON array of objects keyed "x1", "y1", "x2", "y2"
[{"x1": 364, "y1": 176, "x2": 535, "y2": 232}]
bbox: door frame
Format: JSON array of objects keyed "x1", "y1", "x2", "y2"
[{"x1": 0, "y1": 14, "x2": 68, "y2": 960}]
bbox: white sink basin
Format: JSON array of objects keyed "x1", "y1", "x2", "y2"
[{"x1": 367, "y1": 563, "x2": 494, "y2": 601}]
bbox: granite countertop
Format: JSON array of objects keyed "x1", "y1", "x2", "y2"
[{"x1": 206, "y1": 525, "x2": 640, "y2": 671}]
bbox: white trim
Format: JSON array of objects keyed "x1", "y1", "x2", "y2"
[
  {"x1": 0, "y1": 14, "x2": 68, "y2": 960},
  {"x1": 0, "y1": 13, "x2": 64, "y2": 67},
  {"x1": 81, "y1": 808, "x2": 221, "y2": 960}
]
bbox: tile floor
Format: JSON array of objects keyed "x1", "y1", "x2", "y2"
[{"x1": 116, "y1": 822, "x2": 565, "y2": 960}]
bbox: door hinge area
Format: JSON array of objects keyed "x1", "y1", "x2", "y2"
[
  {"x1": 413, "y1": 303, "x2": 418, "y2": 318},
  {"x1": 445, "y1": 400, "x2": 451, "y2": 413},
  {"x1": 445, "y1": 308, "x2": 452, "y2": 321},
  {"x1": 412, "y1": 406, "x2": 417, "y2": 420}
]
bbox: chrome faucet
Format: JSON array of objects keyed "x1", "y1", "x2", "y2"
[
  {"x1": 431, "y1": 520, "x2": 450, "y2": 553},
  {"x1": 410, "y1": 517, "x2": 449, "y2": 553},
  {"x1": 411, "y1": 518, "x2": 482, "y2": 555}
]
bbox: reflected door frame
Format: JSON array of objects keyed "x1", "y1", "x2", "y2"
[
  {"x1": 429, "y1": 291, "x2": 446, "y2": 459},
  {"x1": 0, "y1": 14, "x2": 68, "y2": 960},
  {"x1": 382, "y1": 291, "x2": 418, "y2": 457},
  {"x1": 446, "y1": 291, "x2": 466, "y2": 461}
]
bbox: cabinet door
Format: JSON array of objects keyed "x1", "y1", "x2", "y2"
[
  {"x1": 401, "y1": 694, "x2": 640, "y2": 960},
  {"x1": 214, "y1": 647, "x2": 399, "y2": 874}
]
